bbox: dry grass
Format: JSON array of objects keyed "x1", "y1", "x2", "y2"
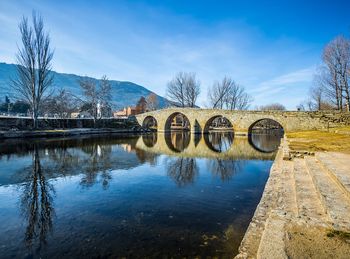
[
  {"x1": 326, "y1": 229, "x2": 350, "y2": 240},
  {"x1": 287, "y1": 127, "x2": 350, "y2": 153},
  {"x1": 285, "y1": 225, "x2": 350, "y2": 259}
]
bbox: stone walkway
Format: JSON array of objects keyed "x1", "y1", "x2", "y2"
[{"x1": 235, "y1": 139, "x2": 350, "y2": 259}]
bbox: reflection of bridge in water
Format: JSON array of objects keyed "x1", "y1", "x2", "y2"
[{"x1": 136, "y1": 132, "x2": 279, "y2": 160}]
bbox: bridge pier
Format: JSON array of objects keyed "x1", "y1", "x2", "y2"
[{"x1": 190, "y1": 119, "x2": 202, "y2": 134}]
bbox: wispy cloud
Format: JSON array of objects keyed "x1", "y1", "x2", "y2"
[
  {"x1": 250, "y1": 67, "x2": 316, "y2": 109},
  {"x1": 252, "y1": 67, "x2": 315, "y2": 94}
]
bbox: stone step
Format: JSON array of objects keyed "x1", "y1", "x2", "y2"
[
  {"x1": 257, "y1": 213, "x2": 288, "y2": 259},
  {"x1": 316, "y1": 152, "x2": 350, "y2": 199},
  {"x1": 256, "y1": 160, "x2": 297, "y2": 258},
  {"x1": 279, "y1": 159, "x2": 298, "y2": 216},
  {"x1": 256, "y1": 159, "x2": 295, "y2": 259},
  {"x1": 235, "y1": 149, "x2": 285, "y2": 259},
  {"x1": 293, "y1": 158, "x2": 328, "y2": 226},
  {"x1": 304, "y1": 156, "x2": 350, "y2": 231}
]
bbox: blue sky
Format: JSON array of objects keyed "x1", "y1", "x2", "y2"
[{"x1": 0, "y1": 0, "x2": 349, "y2": 109}]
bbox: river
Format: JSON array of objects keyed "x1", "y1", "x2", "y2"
[{"x1": 0, "y1": 131, "x2": 282, "y2": 258}]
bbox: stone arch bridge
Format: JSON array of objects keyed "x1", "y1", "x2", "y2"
[{"x1": 136, "y1": 108, "x2": 335, "y2": 135}]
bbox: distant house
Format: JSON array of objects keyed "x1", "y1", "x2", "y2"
[
  {"x1": 71, "y1": 111, "x2": 92, "y2": 118},
  {"x1": 113, "y1": 106, "x2": 137, "y2": 118},
  {"x1": 71, "y1": 112, "x2": 80, "y2": 118}
]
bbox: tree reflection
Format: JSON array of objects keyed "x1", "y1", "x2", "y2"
[
  {"x1": 164, "y1": 131, "x2": 191, "y2": 152},
  {"x1": 135, "y1": 148, "x2": 159, "y2": 165},
  {"x1": 207, "y1": 159, "x2": 243, "y2": 181},
  {"x1": 80, "y1": 144, "x2": 113, "y2": 189},
  {"x1": 142, "y1": 133, "x2": 157, "y2": 147},
  {"x1": 166, "y1": 157, "x2": 198, "y2": 186},
  {"x1": 20, "y1": 147, "x2": 55, "y2": 252},
  {"x1": 204, "y1": 131, "x2": 234, "y2": 153},
  {"x1": 248, "y1": 129, "x2": 283, "y2": 153}
]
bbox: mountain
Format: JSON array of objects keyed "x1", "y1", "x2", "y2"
[{"x1": 0, "y1": 62, "x2": 168, "y2": 109}]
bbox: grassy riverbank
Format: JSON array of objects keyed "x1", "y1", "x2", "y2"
[{"x1": 287, "y1": 126, "x2": 350, "y2": 153}]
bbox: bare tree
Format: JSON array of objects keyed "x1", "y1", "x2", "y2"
[
  {"x1": 208, "y1": 77, "x2": 232, "y2": 109},
  {"x1": 184, "y1": 73, "x2": 200, "y2": 107},
  {"x1": 79, "y1": 75, "x2": 112, "y2": 124},
  {"x1": 321, "y1": 36, "x2": 350, "y2": 111},
  {"x1": 11, "y1": 12, "x2": 54, "y2": 128},
  {"x1": 208, "y1": 76, "x2": 252, "y2": 110},
  {"x1": 225, "y1": 82, "x2": 252, "y2": 110},
  {"x1": 258, "y1": 103, "x2": 286, "y2": 111},
  {"x1": 146, "y1": 93, "x2": 159, "y2": 111},
  {"x1": 42, "y1": 89, "x2": 80, "y2": 118},
  {"x1": 309, "y1": 85, "x2": 323, "y2": 110},
  {"x1": 99, "y1": 75, "x2": 112, "y2": 112},
  {"x1": 166, "y1": 72, "x2": 200, "y2": 107}
]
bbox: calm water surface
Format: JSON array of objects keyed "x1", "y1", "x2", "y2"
[{"x1": 0, "y1": 131, "x2": 281, "y2": 258}]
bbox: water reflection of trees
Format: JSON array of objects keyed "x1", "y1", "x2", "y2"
[
  {"x1": 0, "y1": 135, "x2": 160, "y2": 189},
  {"x1": 0, "y1": 135, "x2": 140, "y2": 159},
  {"x1": 11, "y1": 135, "x2": 161, "y2": 253},
  {"x1": 20, "y1": 147, "x2": 55, "y2": 252},
  {"x1": 207, "y1": 159, "x2": 244, "y2": 181},
  {"x1": 166, "y1": 157, "x2": 198, "y2": 186},
  {"x1": 164, "y1": 131, "x2": 191, "y2": 152},
  {"x1": 135, "y1": 149, "x2": 159, "y2": 166},
  {"x1": 204, "y1": 132, "x2": 234, "y2": 153},
  {"x1": 80, "y1": 144, "x2": 113, "y2": 189},
  {"x1": 142, "y1": 133, "x2": 157, "y2": 147},
  {"x1": 249, "y1": 129, "x2": 283, "y2": 153}
]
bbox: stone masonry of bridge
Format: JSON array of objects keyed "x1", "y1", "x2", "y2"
[{"x1": 136, "y1": 108, "x2": 347, "y2": 135}]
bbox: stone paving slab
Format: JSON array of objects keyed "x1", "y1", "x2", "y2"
[
  {"x1": 316, "y1": 152, "x2": 350, "y2": 198},
  {"x1": 293, "y1": 158, "x2": 328, "y2": 226},
  {"x1": 305, "y1": 156, "x2": 350, "y2": 231}
]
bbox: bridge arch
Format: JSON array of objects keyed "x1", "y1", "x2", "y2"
[
  {"x1": 203, "y1": 115, "x2": 234, "y2": 133},
  {"x1": 165, "y1": 112, "x2": 191, "y2": 132},
  {"x1": 248, "y1": 118, "x2": 284, "y2": 134},
  {"x1": 142, "y1": 116, "x2": 158, "y2": 131}
]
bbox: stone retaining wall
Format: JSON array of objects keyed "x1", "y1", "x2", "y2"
[{"x1": 0, "y1": 116, "x2": 139, "y2": 130}]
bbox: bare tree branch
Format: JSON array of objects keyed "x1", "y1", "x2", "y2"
[
  {"x1": 208, "y1": 76, "x2": 252, "y2": 110},
  {"x1": 79, "y1": 75, "x2": 112, "y2": 124},
  {"x1": 146, "y1": 93, "x2": 159, "y2": 111},
  {"x1": 166, "y1": 72, "x2": 200, "y2": 107}
]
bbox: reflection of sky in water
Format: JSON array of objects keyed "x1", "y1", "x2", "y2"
[{"x1": 0, "y1": 133, "x2": 277, "y2": 258}]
